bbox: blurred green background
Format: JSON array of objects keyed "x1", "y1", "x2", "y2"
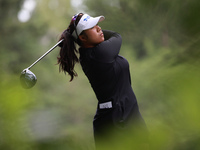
[{"x1": 0, "y1": 0, "x2": 200, "y2": 149}]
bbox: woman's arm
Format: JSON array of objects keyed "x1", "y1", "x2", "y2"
[
  {"x1": 92, "y1": 30, "x2": 122, "y2": 63},
  {"x1": 103, "y1": 30, "x2": 119, "y2": 40}
]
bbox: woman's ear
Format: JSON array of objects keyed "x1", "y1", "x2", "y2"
[{"x1": 79, "y1": 34, "x2": 87, "y2": 42}]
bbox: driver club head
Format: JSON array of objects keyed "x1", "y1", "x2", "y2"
[{"x1": 20, "y1": 69, "x2": 37, "y2": 89}]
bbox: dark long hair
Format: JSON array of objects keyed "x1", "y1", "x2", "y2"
[{"x1": 57, "y1": 13, "x2": 83, "y2": 81}]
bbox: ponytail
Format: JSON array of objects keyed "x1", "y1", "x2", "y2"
[
  {"x1": 57, "y1": 13, "x2": 83, "y2": 81},
  {"x1": 57, "y1": 29, "x2": 78, "y2": 81}
]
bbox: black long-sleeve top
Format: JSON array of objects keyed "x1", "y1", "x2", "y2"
[{"x1": 79, "y1": 30, "x2": 137, "y2": 123}]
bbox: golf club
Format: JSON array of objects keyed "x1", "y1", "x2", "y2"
[{"x1": 20, "y1": 39, "x2": 64, "y2": 89}]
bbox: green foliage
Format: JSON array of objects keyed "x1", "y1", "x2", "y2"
[
  {"x1": 85, "y1": 0, "x2": 200, "y2": 60},
  {"x1": 0, "y1": 0, "x2": 200, "y2": 149},
  {"x1": 0, "y1": 74, "x2": 36, "y2": 150}
]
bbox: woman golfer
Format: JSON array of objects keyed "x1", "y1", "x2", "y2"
[{"x1": 58, "y1": 13, "x2": 148, "y2": 149}]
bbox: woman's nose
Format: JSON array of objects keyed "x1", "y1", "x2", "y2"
[{"x1": 96, "y1": 25, "x2": 101, "y2": 31}]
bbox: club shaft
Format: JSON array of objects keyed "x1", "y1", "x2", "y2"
[{"x1": 27, "y1": 39, "x2": 64, "y2": 70}]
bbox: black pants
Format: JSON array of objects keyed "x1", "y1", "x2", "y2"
[{"x1": 93, "y1": 102, "x2": 148, "y2": 150}]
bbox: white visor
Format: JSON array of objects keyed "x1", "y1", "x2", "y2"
[{"x1": 72, "y1": 14, "x2": 105, "y2": 39}]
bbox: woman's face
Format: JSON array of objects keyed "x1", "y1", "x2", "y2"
[{"x1": 79, "y1": 25, "x2": 104, "y2": 48}]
